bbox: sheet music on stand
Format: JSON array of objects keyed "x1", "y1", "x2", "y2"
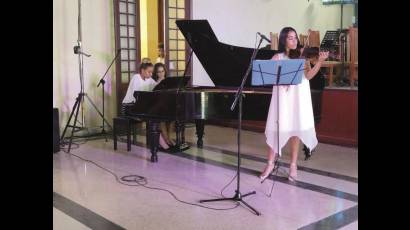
[
  {"x1": 320, "y1": 30, "x2": 340, "y2": 48},
  {"x1": 251, "y1": 59, "x2": 305, "y2": 86},
  {"x1": 320, "y1": 30, "x2": 341, "y2": 60}
]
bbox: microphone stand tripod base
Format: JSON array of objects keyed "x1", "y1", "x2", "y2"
[{"x1": 199, "y1": 190, "x2": 260, "y2": 216}]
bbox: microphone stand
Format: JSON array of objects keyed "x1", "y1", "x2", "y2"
[
  {"x1": 199, "y1": 35, "x2": 265, "y2": 216},
  {"x1": 96, "y1": 49, "x2": 120, "y2": 141}
]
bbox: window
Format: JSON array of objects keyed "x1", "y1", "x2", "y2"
[
  {"x1": 164, "y1": 0, "x2": 190, "y2": 77},
  {"x1": 114, "y1": 0, "x2": 141, "y2": 114}
]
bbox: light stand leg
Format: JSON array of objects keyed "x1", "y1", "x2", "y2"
[
  {"x1": 276, "y1": 67, "x2": 280, "y2": 169},
  {"x1": 67, "y1": 93, "x2": 84, "y2": 153},
  {"x1": 60, "y1": 94, "x2": 81, "y2": 141},
  {"x1": 60, "y1": 93, "x2": 88, "y2": 153},
  {"x1": 102, "y1": 83, "x2": 107, "y2": 142}
]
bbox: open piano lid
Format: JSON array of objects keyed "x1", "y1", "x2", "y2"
[{"x1": 176, "y1": 19, "x2": 277, "y2": 88}]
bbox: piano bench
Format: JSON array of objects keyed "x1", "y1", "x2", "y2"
[{"x1": 113, "y1": 117, "x2": 138, "y2": 151}]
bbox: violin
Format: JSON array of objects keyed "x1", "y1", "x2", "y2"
[
  {"x1": 288, "y1": 46, "x2": 338, "y2": 60},
  {"x1": 288, "y1": 30, "x2": 338, "y2": 60}
]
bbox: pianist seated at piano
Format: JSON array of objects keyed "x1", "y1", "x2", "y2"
[
  {"x1": 122, "y1": 61, "x2": 175, "y2": 152},
  {"x1": 152, "y1": 62, "x2": 166, "y2": 82},
  {"x1": 152, "y1": 63, "x2": 176, "y2": 147},
  {"x1": 122, "y1": 62, "x2": 157, "y2": 102}
]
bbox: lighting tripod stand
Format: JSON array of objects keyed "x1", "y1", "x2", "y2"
[{"x1": 60, "y1": 0, "x2": 112, "y2": 152}]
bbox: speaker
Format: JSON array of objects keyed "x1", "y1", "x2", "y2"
[{"x1": 53, "y1": 108, "x2": 60, "y2": 153}]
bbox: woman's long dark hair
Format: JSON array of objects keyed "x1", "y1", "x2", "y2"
[
  {"x1": 152, "y1": 62, "x2": 167, "y2": 81},
  {"x1": 278, "y1": 27, "x2": 301, "y2": 59}
]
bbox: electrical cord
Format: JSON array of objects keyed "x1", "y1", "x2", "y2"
[{"x1": 62, "y1": 151, "x2": 241, "y2": 211}]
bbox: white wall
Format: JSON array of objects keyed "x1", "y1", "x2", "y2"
[
  {"x1": 53, "y1": 0, "x2": 116, "y2": 132},
  {"x1": 191, "y1": 0, "x2": 354, "y2": 86},
  {"x1": 53, "y1": 0, "x2": 354, "y2": 131}
]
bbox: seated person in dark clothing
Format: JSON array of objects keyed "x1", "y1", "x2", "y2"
[
  {"x1": 152, "y1": 63, "x2": 176, "y2": 148},
  {"x1": 301, "y1": 47, "x2": 326, "y2": 159},
  {"x1": 305, "y1": 47, "x2": 325, "y2": 122}
]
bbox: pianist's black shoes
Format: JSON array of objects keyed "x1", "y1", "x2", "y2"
[
  {"x1": 158, "y1": 146, "x2": 168, "y2": 152},
  {"x1": 167, "y1": 145, "x2": 180, "y2": 153},
  {"x1": 159, "y1": 145, "x2": 179, "y2": 153}
]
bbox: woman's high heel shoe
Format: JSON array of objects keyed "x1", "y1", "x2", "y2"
[
  {"x1": 288, "y1": 163, "x2": 297, "y2": 181},
  {"x1": 259, "y1": 160, "x2": 275, "y2": 183}
]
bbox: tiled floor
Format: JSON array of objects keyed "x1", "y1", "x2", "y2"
[{"x1": 53, "y1": 125, "x2": 358, "y2": 230}]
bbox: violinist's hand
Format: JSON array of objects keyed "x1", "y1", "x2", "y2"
[{"x1": 318, "y1": 51, "x2": 329, "y2": 62}]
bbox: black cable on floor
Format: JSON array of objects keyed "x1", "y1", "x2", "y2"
[
  {"x1": 220, "y1": 174, "x2": 237, "y2": 198},
  {"x1": 62, "y1": 151, "x2": 240, "y2": 211}
]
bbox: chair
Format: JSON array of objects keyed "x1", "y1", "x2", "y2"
[
  {"x1": 113, "y1": 117, "x2": 138, "y2": 151},
  {"x1": 113, "y1": 104, "x2": 139, "y2": 151},
  {"x1": 348, "y1": 26, "x2": 358, "y2": 87},
  {"x1": 321, "y1": 61, "x2": 342, "y2": 87},
  {"x1": 299, "y1": 33, "x2": 308, "y2": 47},
  {"x1": 307, "y1": 29, "x2": 320, "y2": 47},
  {"x1": 270, "y1": 32, "x2": 278, "y2": 50}
]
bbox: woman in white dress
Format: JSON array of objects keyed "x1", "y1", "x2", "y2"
[{"x1": 259, "y1": 27, "x2": 329, "y2": 182}]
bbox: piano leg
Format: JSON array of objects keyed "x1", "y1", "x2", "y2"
[
  {"x1": 195, "y1": 119, "x2": 204, "y2": 148},
  {"x1": 181, "y1": 122, "x2": 186, "y2": 144},
  {"x1": 175, "y1": 121, "x2": 182, "y2": 147},
  {"x1": 148, "y1": 120, "x2": 160, "y2": 162},
  {"x1": 145, "y1": 121, "x2": 150, "y2": 146},
  {"x1": 174, "y1": 121, "x2": 189, "y2": 152}
]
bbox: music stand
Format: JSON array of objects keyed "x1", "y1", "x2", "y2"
[
  {"x1": 252, "y1": 59, "x2": 305, "y2": 86},
  {"x1": 252, "y1": 59, "x2": 305, "y2": 183},
  {"x1": 198, "y1": 34, "x2": 267, "y2": 216}
]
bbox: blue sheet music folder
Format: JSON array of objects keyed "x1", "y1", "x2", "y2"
[{"x1": 251, "y1": 59, "x2": 305, "y2": 86}]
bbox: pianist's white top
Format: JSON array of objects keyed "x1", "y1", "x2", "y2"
[
  {"x1": 265, "y1": 53, "x2": 318, "y2": 156},
  {"x1": 122, "y1": 74, "x2": 158, "y2": 103}
]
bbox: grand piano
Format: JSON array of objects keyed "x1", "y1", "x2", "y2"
[{"x1": 126, "y1": 20, "x2": 278, "y2": 162}]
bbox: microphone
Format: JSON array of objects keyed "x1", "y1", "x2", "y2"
[{"x1": 257, "y1": 32, "x2": 271, "y2": 43}]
